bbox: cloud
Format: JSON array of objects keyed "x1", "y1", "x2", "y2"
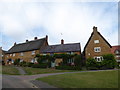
[{"x1": 0, "y1": 1, "x2": 118, "y2": 51}]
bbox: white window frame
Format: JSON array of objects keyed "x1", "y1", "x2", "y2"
[
  {"x1": 32, "y1": 51, "x2": 35, "y2": 55},
  {"x1": 13, "y1": 53, "x2": 15, "y2": 57},
  {"x1": 116, "y1": 55, "x2": 120, "y2": 58},
  {"x1": 10, "y1": 54, "x2": 12, "y2": 57},
  {"x1": 20, "y1": 52, "x2": 24, "y2": 56},
  {"x1": 94, "y1": 40, "x2": 99, "y2": 44},
  {"x1": 94, "y1": 47, "x2": 101, "y2": 52},
  {"x1": 115, "y1": 50, "x2": 119, "y2": 54},
  {"x1": 94, "y1": 56, "x2": 103, "y2": 62}
]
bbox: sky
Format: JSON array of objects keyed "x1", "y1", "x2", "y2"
[{"x1": 0, "y1": 0, "x2": 119, "y2": 52}]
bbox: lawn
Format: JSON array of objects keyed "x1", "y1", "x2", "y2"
[
  {"x1": 22, "y1": 67, "x2": 76, "y2": 75},
  {"x1": 37, "y1": 70, "x2": 118, "y2": 88},
  {"x1": 2, "y1": 65, "x2": 20, "y2": 75}
]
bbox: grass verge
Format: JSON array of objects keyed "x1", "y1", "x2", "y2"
[
  {"x1": 37, "y1": 70, "x2": 118, "y2": 88},
  {"x1": 22, "y1": 67, "x2": 76, "y2": 75},
  {"x1": 2, "y1": 65, "x2": 20, "y2": 75}
]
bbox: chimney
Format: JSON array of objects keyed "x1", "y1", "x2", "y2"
[
  {"x1": 26, "y1": 40, "x2": 29, "y2": 42},
  {"x1": 46, "y1": 35, "x2": 48, "y2": 41},
  {"x1": 93, "y1": 26, "x2": 97, "y2": 33},
  {"x1": 14, "y1": 42, "x2": 16, "y2": 46},
  {"x1": 61, "y1": 39, "x2": 64, "y2": 44},
  {"x1": 34, "y1": 37, "x2": 37, "y2": 40}
]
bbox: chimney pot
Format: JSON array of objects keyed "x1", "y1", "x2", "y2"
[
  {"x1": 93, "y1": 26, "x2": 97, "y2": 33},
  {"x1": 61, "y1": 39, "x2": 64, "y2": 44},
  {"x1": 34, "y1": 37, "x2": 37, "y2": 40},
  {"x1": 14, "y1": 42, "x2": 16, "y2": 46},
  {"x1": 26, "y1": 40, "x2": 28, "y2": 42}
]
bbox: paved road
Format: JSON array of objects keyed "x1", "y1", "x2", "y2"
[{"x1": 2, "y1": 69, "x2": 118, "y2": 88}]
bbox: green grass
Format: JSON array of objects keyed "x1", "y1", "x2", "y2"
[
  {"x1": 22, "y1": 67, "x2": 76, "y2": 75},
  {"x1": 37, "y1": 70, "x2": 118, "y2": 88},
  {"x1": 2, "y1": 65, "x2": 20, "y2": 75}
]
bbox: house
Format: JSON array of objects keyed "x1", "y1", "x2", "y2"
[
  {"x1": 4, "y1": 36, "x2": 48, "y2": 65},
  {"x1": 83, "y1": 26, "x2": 112, "y2": 62},
  {"x1": 41, "y1": 39, "x2": 81, "y2": 66},
  {"x1": 111, "y1": 45, "x2": 120, "y2": 64},
  {"x1": 0, "y1": 47, "x2": 6, "y2": 63}
]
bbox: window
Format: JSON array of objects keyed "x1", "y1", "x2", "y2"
[
  {"x1": 42, "y1": 54, "x2": 47, "y2": 56},
  {"x1": 10, "y1": 54, "x2": 12, "y2": 57},
  {"x1": 94, "y1": 56, "x2": 103, "y2": 62},
  {"x1": 32, "y1": 51, "x2": 35, "y2": 55},
  {"x1": 94, "y1": 40, "x2": 99, "y2": 44},
  {"x1": 13, "y1": 53, "x2": 15, "y2": 57},
  {"x1": 94, "y1": 47, "x2": 101, "y2": 52},
  {"x1": 71, "y1": 52, "x2": 74, "y2": 54},
  {"x1": 116, "y1": 55, "x2": 120, "y2": 58},
  {"x1": 115, "y1": 50, "x2": 120, "y2": 54},
  {"x1": 20, "y1": 52, "x2": 24, "y2": 56}
]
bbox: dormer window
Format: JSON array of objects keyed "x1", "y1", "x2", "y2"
[
  {"x1": 32, "y1": 51, "x2": 35, "y2": 55},
  {"x1": 94, "y1": 47, "x2": 101, "y2": 52},
  {"x1": 94, "y1": 40, "x2": 99, "y2": 44}
]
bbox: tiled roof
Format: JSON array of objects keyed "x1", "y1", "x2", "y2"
[
  {"x1": 111, "y1": 45, "x2": 120, "y2": 54},
  {"x1": 41, "y1": 43, "x2": 81, "y2": 53},
  {"x1": 6, "y1": 38, "x2": 46, "y2": 54}
]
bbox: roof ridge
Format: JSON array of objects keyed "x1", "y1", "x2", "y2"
[
  {"x1": 16, "y1": 37, "x2": 46, "y2": 45},
  {"x1": 48, "y1": 43, "x2": 80, "y2": 46}
]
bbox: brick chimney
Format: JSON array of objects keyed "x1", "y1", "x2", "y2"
[
  {"x1": 26, "y1": 40, "x2": 29, "y2": 42},
  {"x1": 61, "y1": 39, "x2": 64, "y2": 44},
  {"x1": 46, "y1": 35, "x2": 48, "y2": 41},
  {"x1": 14, "y1": 42, "x2": 16, "y2": 46},
  {"x1": 34, "y1": 37, "x2": 37, "y2": 40},
  {"x1": 93, "y1": 26, "x2": 97, "y2": 33}
]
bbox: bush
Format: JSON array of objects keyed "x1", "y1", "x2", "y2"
[
  {"x1": 19, "y1": 61, "x2": 27, "y2": 67},
  {"x1": 26, "y1": 62, "x2": 34, "y2": 67},
  {"x1": 32, "y1": 63, "x2": 47, "y2": 68},
  {"x1": 102, "y1": 54, "x2": 117, "y2": 69},
  {"x1": 86, "y1": 58, "x2": 98, "y2": 70},
  {"x1": 56, "y1": 65, "x2": 81, "y2": 70},
  {"x1": 14, "y1": 59, "x2": 20, "y2": 66}
]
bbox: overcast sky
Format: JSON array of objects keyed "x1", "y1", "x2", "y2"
[{"x1": 0, "y1": 0, "x2": 118, "y2": 51}]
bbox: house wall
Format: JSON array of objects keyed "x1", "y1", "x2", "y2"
[
  {"x1": 41, "y1": 51, "x2": 81, "y2": 55},
  {"x1": 4, "y1": 50, "x2": 40, "y2": 64},
  {"x1": 85, "y1": 28, "x2": 111, "y2": 59}
]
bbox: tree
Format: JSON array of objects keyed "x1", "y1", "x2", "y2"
[
  {"x1": 74, "y1": 55, "x2": 82, "y2": 66},
  {"x1": 14, "y1": 58, "x2": 20, "y2": 66}
]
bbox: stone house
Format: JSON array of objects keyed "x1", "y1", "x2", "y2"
[
  {"x1": 111, "y1": 45, "x2": 120, "y2": 64},
  {"x1": 83, "y1": 26, "x2": 112, "y2": 62},
  {"x1": 41, "y1": 39, "x2": 81, "y2": 66},
  {"x1": 4, "y1": 36, "x2": 48, "y2": 65}
]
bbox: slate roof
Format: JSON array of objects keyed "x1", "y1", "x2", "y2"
[
  {"x1": 84, "y1": 31, "x2": 112, "y2": 51},
  {"x1": 6, "y1": 38, "x2": 46, "y2": 54},
  {"x1": 41, "y1": 43, "x2": 81, "y2": 53}
]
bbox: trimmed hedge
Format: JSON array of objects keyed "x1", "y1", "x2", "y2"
[
  {"x1": 32, "y1": 63, "x2": 47, "y2": 68},
  {"x1": 56, "y1": 65, "x2": 81, "y2": 70}
]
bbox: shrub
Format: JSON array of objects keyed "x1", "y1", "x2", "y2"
[
  {"x1": 19, "y1": 61, "x2": 27, "y2": 67},
  {"x1": 32, "y1": 63, "x2": 47, "y2": 68},
  {"x1": 86, "y1": 58, "x2": 98, "y2": 70},
  {"x1": 74, "y1": 55, "x2": 82, "y2": 67},
  {"x1": 102, "y1": 54, "x2": 117, "y2": 69},
  {"x1": 56, "y1": 65, "x2": 81, "y2": 70},
  {"x1": 27, "y1": 62, "x2": 34, "y2": 67},
  {"x1": 14, "y1": 59, "x2": 20, "y2": 66}
]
